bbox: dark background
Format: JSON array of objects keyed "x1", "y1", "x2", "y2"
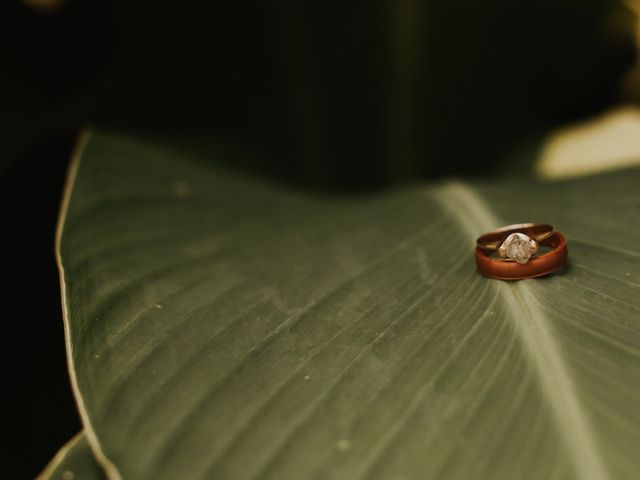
[{"x1": 0, "y1": 1, "x2": 637, "y2": 477}]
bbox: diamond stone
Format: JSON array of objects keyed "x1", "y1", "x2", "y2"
[{"x1": 499, "y1": 233, "x2": 536, "y2": 264}]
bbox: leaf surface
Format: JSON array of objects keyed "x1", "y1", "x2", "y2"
[
  {"x1": 59, "y1": 131, "x2": 640, "y2": 480},
  {"x1": 38, "y1": 432, "x2": 106, "y2": 480}
]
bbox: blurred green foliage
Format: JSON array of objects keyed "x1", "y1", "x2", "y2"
[{"x1": 0, "y1": 0, "x2": 636, "y2": 185}]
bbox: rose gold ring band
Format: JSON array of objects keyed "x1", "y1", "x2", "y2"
[{"x1": 475, "y1": 231, "x2": 568, "y2": 280}]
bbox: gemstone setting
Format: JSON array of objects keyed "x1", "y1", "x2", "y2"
[{"x1": 498, "y1": 233, "x2": 538, "y2": 264}]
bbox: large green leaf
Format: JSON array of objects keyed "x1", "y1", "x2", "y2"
[
  {"x1": 38, "y1": 432, "x2": 105, "y2": 480},
  {"x1": 59, "y1": 131, "x2": 640, "y2": 479}
]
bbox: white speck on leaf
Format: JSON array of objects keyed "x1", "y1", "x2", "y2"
[
  {"x1": 416, "y1": 248, "x2": 436, "y2": 285},
  {"x1": 337, "y1": 439, "x2": 351, "y2": 451}
]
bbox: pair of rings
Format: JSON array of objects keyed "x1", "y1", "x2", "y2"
[{"x1": 475, "y1": 223, "x2": 568, "y2": 280}]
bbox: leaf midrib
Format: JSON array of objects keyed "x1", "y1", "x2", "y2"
[{"x1": 438, "y1": 182, "x2": 609, "y2": 480}]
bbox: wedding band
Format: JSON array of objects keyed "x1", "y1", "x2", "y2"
[{"x1": 475, "y1": 231, "x2": 568, "y2": 280}]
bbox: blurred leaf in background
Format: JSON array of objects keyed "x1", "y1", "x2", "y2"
[
  {"x1": 39, "y1": 433, "x2": 104, "y2": 480},
  {"x1": 0, "y1": 0, "x2": 636, "y2": 185}
]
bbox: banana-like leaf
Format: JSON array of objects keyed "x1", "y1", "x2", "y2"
[
  {"x1": 59, "y1": 131, "x2": 640, "y2": 480},
  {"x1": 38, "y1": 432, "x2": 105, "y2": 480}
]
